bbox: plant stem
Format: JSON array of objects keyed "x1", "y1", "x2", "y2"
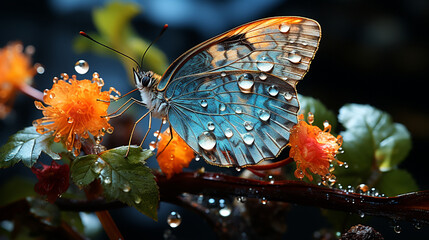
[{"x1": 18, "y1": 84, "x2": 43, "y2": 102}]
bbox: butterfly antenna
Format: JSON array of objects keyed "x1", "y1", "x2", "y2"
[
  {"x1": 140, "y1": 24, "x2": 168, "y2": 68},
  {"x1": 79, "y1": 31, "x2": 142, "y2": 69}
]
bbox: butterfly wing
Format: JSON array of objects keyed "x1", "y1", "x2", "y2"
[{"x1": 160, "y1": 17, "x2": 321, "y2": 167}]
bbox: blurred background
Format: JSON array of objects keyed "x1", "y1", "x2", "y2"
[{"x1": 1, "y1": 0, "x2": 428, "y2": 239}]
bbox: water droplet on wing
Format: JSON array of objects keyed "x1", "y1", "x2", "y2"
[
  {"x1": 207, "y1": 122, "x2": 215, "y2": 131},
  {"x1": 258, "y1": 110, "x2": 270, "y2": 121},
  {"x1": 198, "y1": 131, "x2": 217, "y2": 151},
  {"x1": 224, "y1": 128, "x2": 234, "y2": 138},
  {"x1": 283, "y1": 92, "x2": 293, "y2": 101},
  {"x1": 244, "y1": 121, "x2": 253, "y2": 131},
  {"x1": 122, "y1": 183, "x2": 131, "y2": 192},
  {"x1": 238, "y1": 73, "x2": 254, "y2": 93},
  {"x1": 267, "y1": 85, "x2": 279, "y2": 96},
  {"x1": 235, "y1": 106, "x2": 243, "y2": 114},
  {"x1": 200, "y1": 100, "x2": 208, "y2": 108},
  {"x1": 279, "y1": 23, "x2": 291, "y2": 33},
  {"x1": 74, "y1": 60, "x2": 89, "y2": 74},
  {"x1": 219, "y1": 103, "x2": 226, "y2": 111},
  {"x1": 257, "y1": 55, "x2": 274, "y2": 72},
  {"x1": 243, "y1": 133, "x2": 255, "y2": 145},
  {"x1": 287, "y1": 52, "x2": 302, "y2": 64},
  {"x1": 259, "y1": 73, "x2": 267, "y2": 80}
]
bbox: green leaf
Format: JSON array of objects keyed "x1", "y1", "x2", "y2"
[
  {"x1": 376, "y1": 169, "x2": 419, "y2": 196},
  {"x1": 70, "y1": 154, "x2": 99, "y2": 187},
  {"x1": 298, "y1": 94, "x2": 337, "y2": 130},
  {"x1": 0, "y1": 126, "x2": 61, "y2": 168},
  {"x1": 98, "y1": 146, "x2": 158, "y2": 220},
  {"x1": 337, "y1": 104, "x2": 411, "y2": 172},
  {"x1": 70, "y1": 146, "x2": 158, "y2": 220}
]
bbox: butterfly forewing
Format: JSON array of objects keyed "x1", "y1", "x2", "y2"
[{"x1": 161, "y1": 17, "x2": 321, "y2": 167}]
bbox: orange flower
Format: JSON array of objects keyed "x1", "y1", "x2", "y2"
[
  {"x1": 0, "y1": 42, "x2": 37, "y2": 118},
  {"x1": 33, "y1": 73, "x2": 119, "y2": 156},
  {"x1": 288, "y1": 113, "x2": 343, "y2": 183},
  {"x1": 156, "y1": 128, "x2": 195, "y2": 179}
]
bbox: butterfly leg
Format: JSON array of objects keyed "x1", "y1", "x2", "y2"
[
  {"x1": 139, "y1": 112, "x2": 153, "y2": 148},
  {"x1": 97, "y1": 88, "x2": 139, "y2": 103},
  {"x1": 125, "y1": 110, "x2": 151, "y2": 157},
  {"x1": 105, "y1": 97, "x2": 144, "y2": 119},
  {"x1": 156, "y1": 124, "x2": 174, "y2": 158}
]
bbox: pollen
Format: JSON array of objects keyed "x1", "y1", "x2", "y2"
[
  {"x1": 33, "y1": 73, "x2": 120, "y2": 156},
  {"x1": 0, "y1": 42, "x2": 36, "y2": 118},
  {"x1": 156, "y1": 128, "x2": 195, "y2": 179},
  {"x1": 289, "y1": 113, "x2": 343, "y2": 183}
]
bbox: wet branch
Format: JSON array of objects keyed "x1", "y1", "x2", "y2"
[{"x1": 53, "y1": 171, "x2": 429, "y2": 225}]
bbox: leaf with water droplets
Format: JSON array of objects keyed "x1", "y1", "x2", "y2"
[
  {"x1": 0, "y1": 126, "x2": 62, "y2": 168},
  {"x1": 70, "y1": 154, "x2": 100, "y2": 187}
]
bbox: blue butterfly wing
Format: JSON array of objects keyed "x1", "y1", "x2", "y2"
[
  {"x1": 167, "y1": 71, "x2": 299, "y2": 166},
  {"x1": 159, "y1": 17, "x2": 321, "y2": 166}
]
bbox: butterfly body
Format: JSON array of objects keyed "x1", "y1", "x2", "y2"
[
  {"x1": 134, "y1": 70, "x2": 168, "y2": 119},
  {"x1": 134, "y1": 17, "x2": 321, "y2": 167}
]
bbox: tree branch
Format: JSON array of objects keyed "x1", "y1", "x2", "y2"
[{"x1": 51, "y1": 171, "x2": 429, "y2": 225}]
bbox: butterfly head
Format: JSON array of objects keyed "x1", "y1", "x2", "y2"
[{"x1": 133, "y1": 68, "x2": 160, "y2": 89}]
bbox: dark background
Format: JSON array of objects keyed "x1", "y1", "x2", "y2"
[{"x1": 1, "y1": 0, "x2": 428, "y2": 239}]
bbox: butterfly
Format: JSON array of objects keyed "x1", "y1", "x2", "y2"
[{"x1": 132, "y1": 16, "x2": 321, "y2": 168}]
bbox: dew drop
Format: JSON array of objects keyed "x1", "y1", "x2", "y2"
[
  {"x1": 122, "y1": 183, "x2": 131, "y2": 193},
  {"x1": 195, "y1": 155, "x2": 200, "y2": 161},
  {"x1": 103, "y1": 176, "x2": 112, "y2": 184},
  {"x1": 49, "y1": 92, "x2": 55, "y2": 99},
  {"x1": 356, "y1": 184, "x2": 369, "y2": 194},
  {"x1": 67, "y1": 117, "x2": 74, "y2": 124},
  {"x1": 198, "y1": 131, "x2": 217, "y2": 151},
  {"x1": 36, "y1": 64, "x2": 45, "y2": 74},
  {"x1": 237, "y1": 73, "x2": 254, "y2": 93},
  {"x1": 235, "y1": 106, "x2": 243, "y2": 114},
  {"x1": 260, "y1": 197, "x2": 268, "y2": 205},
  {"x1": 359, "y1": 212, "x2": 365, "y2": 218},
  {"x1": 60, "y1": 73, "x2": 69, "y2": 80},
  {"x1": 394, "y1": 225, "x2": 402, "y2": 234},
  {"x1": 92, "y1": 159, "x2": 105, "y2": 174},
  {"x1": 162, "y1": 118, "x2": 168, "y2": 124},
  {"x1": 235, "y1": 167, "x2": 241, "y2": 172},
  {"x1": 258, "y1": 110, "x2": 271, "y2": 122},
  {"x1": 243, "y1": 121, "x2": 253, "y2": 131},
  {"x1": 74, "y1": 60, "x2": 89, "y2": 74},
  {"x1": 267, "y1": 85, "x2": 279, "y2": 97},
  {"x1": 259, "y1": 73, "x2": 267, "y2": 80},
  {"x1": 283, "y1": 92, "x2": 293, "y2": 101},
  {"x1": 149, "y1": 141, "x2": 156, "y2": 151},
  {"x1": 167, "y1": 211, "x2": 182, "y2": 228},
  {"x1": 219, "y1": 207, "x2": 232, "y2": 217},
  {"x1": 207, "y1": 122, "x2": 215, "y2": 131},
  {"x1": 267, "y1": 175, "x2": 275, "y2": 184},
  {"x1": 219, "y1": 103, "x2": 226, "y2": 112},
  {"x1": 243, "y1": 133, "x2": 255, "y2": 145},
  {"x1": 224, "y1": 128, "x2": 234, "y2": 138},
  {"x1": 134, "y1": 196, "x2": 141, "y2": 204},
  {"x1": 220, "y1": 72, "x2": 227, "y2": 77},
  {"x1": 200, "y1": 100, "x2": 208, "y2": 108},
  {"x1": 414, "y1": 222, "x2": 422, "y2": 230},
  {"x1": 287, "y1": 52, "x2": 302, "y2": 64},
  {"x1": 52, "y1": 77, "x2": 59, "y2": 84},
  {"x1": 257, "y1": 55, "x2": 275, "y2": 72},
  {"x1": 279, "y1": 23, "x2": 291, "y2": 33}
]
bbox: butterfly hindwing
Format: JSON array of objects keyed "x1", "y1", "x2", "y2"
[
  {"x1": 167, "y1": 71, "x2": 299, "y2": 167},
  {"x1": 161, "y1": 17, "x2": 321, "y2": 166}
]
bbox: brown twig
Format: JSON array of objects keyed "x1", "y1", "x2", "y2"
[{"x1": 48, "y1": 171, "x2": 429, "y2": 225}]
